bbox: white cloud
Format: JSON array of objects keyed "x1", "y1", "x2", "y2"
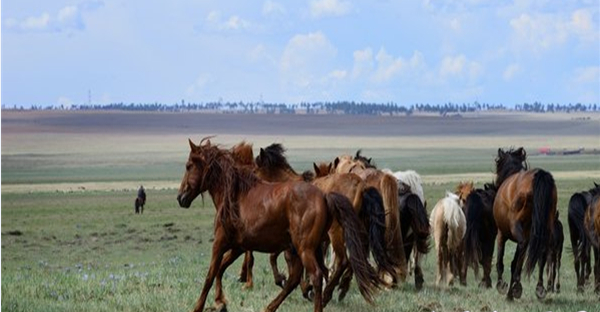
[
  {"x1": 310, "y1": 0, "x2": 352, "y2": 18},
  {"x1": 510, "y1": 8, "x2": 598, "y2": 53},
  {"x1": 263, "y1": 0, "x2": 286, "y2": 17},
  {"x1": 205, "y1": 10, "x2": 250, "y2": 31},
  {"x1": 440, "y1": 54, "x2": 482, "y2": 82},
  {"x1": 352, "y1": 48, "x2": 374, "y2": 78},
  {"x1": 503, "y1": 63, "x2": 520, "y2": 81},
  {"x1": 4, "y1": 3, "x2": 94, "y2": 33},
  {"x1": 329, "y1": 69, "x2": 348, "y2": 80},
  {"x1": 573, "y1": 66, "x2": 599, "y2": 84},
  {"x1": 373, "y1": 48, "x2": 405, "y2": 83},
  {"x1": 186, "y1": 74, "x2": 212, "y2": 96}
]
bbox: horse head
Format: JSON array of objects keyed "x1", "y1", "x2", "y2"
[
  {"x1": 177, "y1": 137, "x2": 214, "y2": 208},
  {"x1": 354, "y1": 150, "x2": 376, "y2": 168},
  {"x1": 231, "y1": 141, "x2": 255, "y2": 168},
  {"x1": 455, "y1": 181, "x2": 474, "y2": 207},
  {"x1": 495, "y1": 147, "x2": 528, "y2": 187}
]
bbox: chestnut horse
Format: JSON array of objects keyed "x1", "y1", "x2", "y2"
[
  {"x1": 583, "y1": 190, "x2": 600, "y2": 294},
  {"x1": 251, "y1": 143, "x2": 393, "y2": 305},
  {"x1": 568, "y1": 183, "x2": 600, "y2": 292},
  {"x1": 430, "y1": 191, "x2": 466, "y2": 286},
  {"x1": 177, "y1": 138, "x2": 381, "y2": 312},
  {"x1": 456, "y1": 181, "x2": 497, "y2": 288},
  {"x1": 493, "y1": 147, "x2": 557, "y2": 300},
  {"x1": 333, "y1": 151, "x2": 407, "y2": 285}
]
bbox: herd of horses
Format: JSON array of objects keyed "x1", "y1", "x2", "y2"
[{"x1": 175, "y1": 137, "x2": 600, "y2": 312}]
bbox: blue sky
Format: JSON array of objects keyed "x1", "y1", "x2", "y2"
[{"x1": 2, "y1": 0, "x2": 599, "y2": 107}]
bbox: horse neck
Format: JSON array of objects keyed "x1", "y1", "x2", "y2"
[
  {"x1": 495, "y1": 165, "x2": 523, "y2": 188},
  {"x1": 258, "y1": 166, "x2": 301, "y2": 183},
  {"x1": 206, "y1": 156, "x2": 259, "y2": 210}
]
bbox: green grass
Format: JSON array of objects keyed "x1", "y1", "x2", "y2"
[{"x1": 3, "y1": 145, "x2": 600, "y2": 312}]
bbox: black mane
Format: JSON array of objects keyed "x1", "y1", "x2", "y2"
[{"x1": 354, "y1": 150, "x2": 377, "y2": 169}]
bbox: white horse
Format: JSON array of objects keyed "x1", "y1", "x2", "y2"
[{"x1": 430, "y1": 192, "x2": 467, "y2": 286}]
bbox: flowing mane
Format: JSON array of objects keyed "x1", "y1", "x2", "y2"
[
  {"x1": 495, "y1": 147, "x2": 528, "y2": 187},
  {"x1": 256, "y1": 143, "x2": 314, "y2": 181},
  {"x1": 195, "y1": 142, "x2": 260, "y2": 235},
  {"x1": 231, "y1": 141, "x2": 255, "y2": 168},
  {"x1": 354, "y1": 150, "x2": 376, "y2": 169}
]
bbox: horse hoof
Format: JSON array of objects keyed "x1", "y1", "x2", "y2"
[
  {"x1": 576, "y1": 285, "x2": 585, "y2": 294},
  {"x1": 275, "y1": 278, "x2": 286, "y2": 289},
  {"x1": 479, "y1": 280, "x2": 491, "y2": 289},
  {"x1": 415, "y1": 276, "x2": 424, "y2": 291},
  {"x1": 536, "y1": 285, "x2": 546, "y2": 300},
  {"x1": 496, "y1": 280, "x2": 508, "y2": 294},
  {"x1": 306, "y1": 290, "x2": 315, "y2": 302},
  {"x1": 338, "y1": 287, "x2": 349, "y2": 302},
  {"x1": 512, "y1": 282, "x2": 523, "y2": 299}
]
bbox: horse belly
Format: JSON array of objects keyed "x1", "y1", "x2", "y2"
[{"x1": 238, "y1": 205, "x2": 292, "y2": 253}]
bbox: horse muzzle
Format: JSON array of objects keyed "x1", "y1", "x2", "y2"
[{"x1": 177, "y1": 192, "x2": 192, "y2": 208}]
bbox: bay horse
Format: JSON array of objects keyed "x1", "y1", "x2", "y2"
[
  {"x1": 456, "y1": 181, "x2": 497, "y2": 288},
  {"x1": 135, "y1": 185, "x2": 146, "y2": 214},
  {"x1": 177, "y1": 138, "x2": 381, "y2": 312},
  {"x1": 584, "y1": 190, "x2": 600, "y2": 294},
  {"x1": 430, "y1": 191, "x2": 466, "y2": 286},
  {"x1": 493, "y1": 147, "x2": 557, "y2": 300},
  {"x1": 333, "y1": 151, "x2": 407, "y2": 285},
  {"x1": 252, "y1": 143, "x2": 393, "y2": 305},
  {"x1": 396, "y1": 180, "x2": 430, "y2": 290},
  {"x1": 568, "y1": 183, "x2": 600, "y2": 292}
]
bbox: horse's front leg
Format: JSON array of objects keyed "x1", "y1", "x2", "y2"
[
  {"x1": 193, "y1": 230, "x2": 228, "y2": 312},
  {"x1": 238, "y1": 251, "x2": 254, "y2": 289},
  {"x1": 215, "y1": 247, "x2": 245, "y2": 309},
  {"x1": 593, "y1": 247, "x2": 600, "y2": 294},
  {"x1": 270, "y1": 251, "x2": 287, "y2": 288},
  {"x1": 414, "y1": 250, "x2": 425, "y2": 290},
  {"x1": 495, "y1": 233, "x2": 508, "y2": 294}
]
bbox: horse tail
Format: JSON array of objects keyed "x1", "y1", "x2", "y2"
[
  {"x1": 405, "y1": 193, "x2": 431, "y2": 254},
  {"x1": 443, "y1": 195, "x2": 466, "y2": 251},
  {"x1": 464, "y1": 192, "x2": 484, "y2": 266},
  {"x1": 326, "y1": 192, "x2": 381, "y2": 303},
  {"x1": 568, "y1": 193, "x2": 588, "y2": 262},
  {"x1": 380, "y1": 173, "x2": 406, "y2": 281},
  {"x1": 360, "y1": 187, "x2": 396, "y2": 278},
  {"x1": 526, "y1": 169, "x2": 557, "y2": 275}
]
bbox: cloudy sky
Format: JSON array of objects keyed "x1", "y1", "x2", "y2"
[{"x1": 2, "y1": 0, "x2": 599, "y2": 107}]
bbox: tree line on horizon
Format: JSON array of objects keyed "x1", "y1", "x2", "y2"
[{"x1": 4, "y1": 101, "x2": 599, "y2": 115}]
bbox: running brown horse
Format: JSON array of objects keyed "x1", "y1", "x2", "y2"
[
  {"x1": 493, "y1": 147, "x2": 557, "y2": 300},
  {"x1": 252, "y1": 144, "x2": 393, "y2": 306},
  {"x1": 584, "y1": 190, "x2": 600, "y2": 294},
  {"x1": 457, "y1": 181, "x2": 497, "y2": 288},
  {"x1": 333, "y1": 151, "x2": 407, "y2": 285},
  {"x1": 568, "y1": 183, "x2": 600, "y2": 292},
  {"x1": 177, "y1": 138, "x2": 381, "y2": 312}
]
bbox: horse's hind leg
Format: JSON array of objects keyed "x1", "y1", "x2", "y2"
[
  {"x1": 495, "y1": 234, "x2": 508, "y2": 294},
  {"x1": 270, "y1": 252, "x2": 287, "y2": 288},
  {"x1": 238, "y1": 251, "x2": 254, "y2": 289},
  {"x1": 535, "y1": 250, "x2": 548, "y2": 299},
  {"x1": 507, "y1": 240, "x2": 527, "y2": 300},
  {"x1": 264, "y1": 250, "x2": 303, "y2": 312},
  {"x1": 323, "y1": 231, "x2": 347, "y2": 306},
  {"x1": 414, "y1": 251, "x2": 425, "y2": 290},
  {"x1": 593, "y1": 247, "x2": 600, "y2": 294}
]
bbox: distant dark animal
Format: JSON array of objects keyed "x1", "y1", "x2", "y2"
[
  {"x1": 176, "y1": 138, "x2": 382, "y2": 312},
  {"x1": 546, "y1": 212, "x2": 563, "y2": 293},
  {"x1": 568, "y1": 183, "x2": 600, "y2": 292},
  {"x1": 135, "y1": 185, "x2": 146, "y2": 214},
  {"x1": 458, "y1": 181, "x2": 497, "y2": 288},
  {"x1": 493, "y1": 147, "x2": 557, "y2": 300}
]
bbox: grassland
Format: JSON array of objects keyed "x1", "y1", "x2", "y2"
[{"x1": 2, "y1": 110, "x2": 600, "y2": 312}]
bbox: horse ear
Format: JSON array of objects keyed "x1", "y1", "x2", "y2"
[
  {"x1": 333, "y1": 157, "x2": 340, "y2": 169},
  {"x1": 189, "y1": 139, "x2": 199, "y2": 152},
  {"x1": 595, "y1": 182, "x2": 599, "y2": 188},
  {"x1": 327, "y1": 162, "x2": 332, "y2": 173},
  {"x1": 368, "y1": 157, "x2": 372, "y2": 164},
  {"x1": 313, "y1": 163, "x2": 320, "y2": 175},
  {"x1": 497, "y1": 148, "x2": 503, "y2": 157}
]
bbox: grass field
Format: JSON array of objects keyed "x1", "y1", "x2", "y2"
[{"x1": 2, "y1": 111, "x2": 600, "y2": 312}]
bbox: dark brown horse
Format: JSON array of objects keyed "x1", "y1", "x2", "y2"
[
  {"x1": 584, "y1": 190, "x2": 600, "y2": 294},
  {"x1": 493, "y1": 147, "x2": 557, "y2": 300},
  {"x1": 397, "y1": 182, "x2": 430, "y2": 290},
  {"x1": 177, "y1": 138, "x2": 381, "y2": 312},
  {"x1": 457, "y1": 181, "x2": 497, "y2": 288},
  {"x1": 568, "y1": 183, "x2": 600, "y2": 292},
  {"x1": 546, "y1": 212, "x2": 563, "y2": 293},
  {"x1": 252, "y1": 144, "x2": 393, "y2": 305}
]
